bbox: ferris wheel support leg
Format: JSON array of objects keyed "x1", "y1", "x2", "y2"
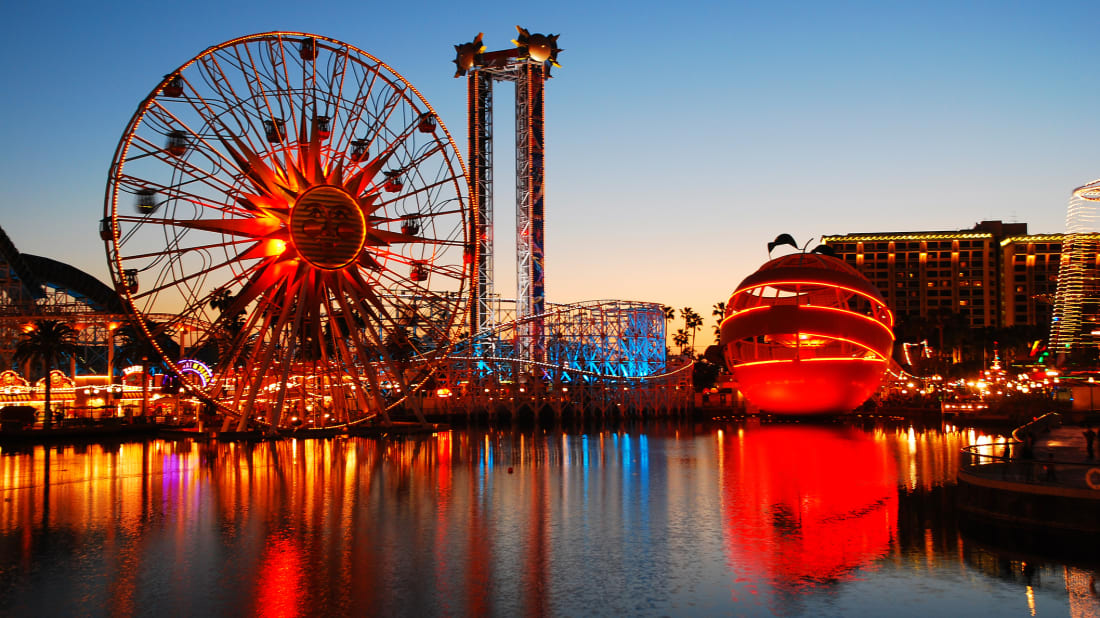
[
  {"x1": 268, "y1": 305, "x2": 304, "y2": 434},
  {"x1": 412, "y1": 393, "x2": 427, "y2": 426},
  {"x1": 358, "y1": 360, "x2": 393, "y2": 426}
]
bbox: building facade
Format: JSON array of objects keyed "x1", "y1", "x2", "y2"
[
  {"x1": 821, "y1": 223, "x2": 1022, "y2": 329},
  {"x1": 821, "y1": 221, "x2": 1081, "y2": 336},
  {"x1": 1000, "y1": 234, "x2": 1062, "y2": 329}
]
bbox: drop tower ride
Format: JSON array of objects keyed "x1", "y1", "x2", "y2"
[{"x1": 454, "y1": 28, "x2": 562, "y2": 365}]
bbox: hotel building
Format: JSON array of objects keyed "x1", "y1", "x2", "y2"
[{"x1": 821, "y1": 221, "x2": 1075, "y2": 333}]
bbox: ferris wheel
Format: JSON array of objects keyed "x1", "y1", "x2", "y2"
[{"x1": 103, "y1": 32, "x2": 470, "y2": 429}]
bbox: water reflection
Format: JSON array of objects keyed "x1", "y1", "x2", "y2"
[
  {"x1": 0, "y1": 422, "x2": 1097, "y2": 615},
  {"x1": 717, "y1": 425, "x2": 897, "y2": 612}
]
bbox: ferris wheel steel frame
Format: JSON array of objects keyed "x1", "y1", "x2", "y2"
[{"x1": 103, "y1": 32, "x2": 470, "y2": 431}]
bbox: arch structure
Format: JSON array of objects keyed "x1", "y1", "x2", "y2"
[{"x1": 0, "y1": 224, "x2": 189, "y2": 377}]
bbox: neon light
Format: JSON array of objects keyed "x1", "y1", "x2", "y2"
[
  {"x1": 1000, "y1": 234, "x2": 1069, "y2": 247},
  {"x1": 734, "y1": 357, "x2": 886, "y2": 369},
  {"x1": 177, "y1": 359, "x2": 213, "y2": 387},
  {"x1": 726, "y1": 303, "x2": 894, "y2": 334},
  {"x1": 821, "y1": 233, "x2": 993, "y2": 242},
  {"x1": 724, "y1": 252, "x2": 893, "y2": 414}
]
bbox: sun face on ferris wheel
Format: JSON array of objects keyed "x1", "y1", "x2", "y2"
[{"x1": 102, "y1": 32, "x2": 470, "y2": 425}]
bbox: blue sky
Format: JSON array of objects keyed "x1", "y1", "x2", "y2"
[{"x1": 2, "y1": 0, "x2": 1098, "y2": 341}]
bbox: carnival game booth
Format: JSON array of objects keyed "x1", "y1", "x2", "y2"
[
  {"x1": 1, "y1": 369, "x2": 144, "y2": 421},
  {"x1": 0, "y1": 365, "x2": 206, "y2": 424},
  {"x1": 0, "y1": 369, "x2": 79, "y2": 422}
]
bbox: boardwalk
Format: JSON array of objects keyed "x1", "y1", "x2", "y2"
[{"x1": 958, "y1": 419, "x2": 1100, "y2": 536}]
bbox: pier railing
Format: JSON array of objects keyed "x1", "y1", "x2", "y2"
[
  {"x1": 1011, "y1": 411, "x2": 1062, "y2": 441},
  {"x1": 960, "y1": 441, "x2": 1100, "y2": 496}
]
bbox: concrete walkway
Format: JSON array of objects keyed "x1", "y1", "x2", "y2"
[
  {"x1": 1034, "y1": 425, "x2": 1100, "y2": 464},
  {"x1": 987, "y1": 424, "x2": 1100, "y2": 494}
]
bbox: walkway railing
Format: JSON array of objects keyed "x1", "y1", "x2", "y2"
[
  {"x1": 960, "y1": 440, "x2": 1100, "y2": 495},
  {"x1": 1011, "y1": 411, "x2": 1062, "y2": 441}
]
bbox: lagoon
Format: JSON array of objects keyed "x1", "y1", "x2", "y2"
[{"x1": 0, "y1": 421, "x2": 1095, "y2": 616}]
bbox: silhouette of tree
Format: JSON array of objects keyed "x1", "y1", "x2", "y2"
[
  {"x1": 681, "y1": 307, "x2": 703, "y2": 356},
  {"x1": 661, "y1": 305, "x2": 677, "y2": 357},
  {"x1": 14, "y1": 320, "x2": 77, "y2": 429},
  {"x1": 113, "y1": 321, "x2": 173, "y2": 419},
  {"x1": 673, "y1": 328, "x2": 690, "y2": 357},
  {"x1": 712, "y1": 301, "x2": 726, "y2": 344},
  {"x1": 661, "y1": 305, "x2": 676, "y2": 324},
  {"x1": 692, "y1": 357, "x2": 721, "y2": 392},
  {"x1": 209, "y1": 288, "x2": 247, "y2": 357}
]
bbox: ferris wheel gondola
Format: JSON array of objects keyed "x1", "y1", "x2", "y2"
[{"x1": 103, "y1": 32, "x2": 470, "y2": 429}]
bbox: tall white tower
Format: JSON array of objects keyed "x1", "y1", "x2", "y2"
[{"x1": 1050, "y1": 179, "x2": 1100, "y2": 359}]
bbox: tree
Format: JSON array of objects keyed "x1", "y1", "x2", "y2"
[
  {"x1": 661, "y1": 305, "x2": 676, "y2": 324},
  {"x1": 681, "y1": 307, "x2": 703, "y2": 357},
  {"x1": 114, "y1": 321, "x2": 171, "y2": 419},
  {"x1": 661, "y1": 305, "x2": 677, "y2": 357},
  {"x1": 673, "y1": 328, "x2": 690, "y2": 356},
  {"x1": 209, "y1": 288, "x2": 247, "y2": 339},
  {"x1": 712, "y1": 301, "x2": 727, "y2": 344},
  {"x1": 692, "y1": 357, "x2": 721, "y2": 392},
  {"x1": 14, "y1": 320, "x2": 77, "y2": 430}
]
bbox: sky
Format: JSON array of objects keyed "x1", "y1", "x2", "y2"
[{"x1": 2, "y1": 0, "x2": 1099, "y2": 346}]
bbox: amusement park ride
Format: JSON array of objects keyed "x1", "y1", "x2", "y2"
[
  {"x1": 454, "y1": 28, "x2": 559, "y2": 363},
  {"x1": 71, "y1": 30, "x2": 690, "y2": 431},
  {"x1": 720, "y1": 242, "x2": 895, "y2": 415}
]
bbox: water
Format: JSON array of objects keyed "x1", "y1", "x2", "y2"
[{"x1": 0, "y1": 421, "x2": 1097, "y2": 616}]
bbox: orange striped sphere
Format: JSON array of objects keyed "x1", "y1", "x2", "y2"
[{"x1": 720, "y1": 253, "x2": 894, "y2": 414}]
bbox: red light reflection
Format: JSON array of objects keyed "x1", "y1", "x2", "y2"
[
  {"x1": 718, "y1": 425, "x2": 897, "y2": 599},
  {"x1": 254, "y1": 534, "x2": 304, "y2": 618}
]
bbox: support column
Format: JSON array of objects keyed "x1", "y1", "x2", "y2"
[
  {"x1": 515, "y1": 61, "x2": 546, "y2": 365},
  {"x1": 468, "y1": 72, "x2": 496, "y2": 348}
]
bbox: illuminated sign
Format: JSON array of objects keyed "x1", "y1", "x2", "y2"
[
  {"x1": 0, "y1": 370, "x2": 28, "y2": 389},
  {"x1": 177, "y1": 359, "x2": 213, "y2": 387}
]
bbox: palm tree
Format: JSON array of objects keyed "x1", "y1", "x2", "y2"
[
  {"x1": 114, "y1": 321, "x2": 168, "y2": 420},
  {"x1": 712, "y1": 301, "x2": 727, "y2": 344},
  {"x1": 209, "y1": 288, "x2": 247, "y2": 362},
  {"x1": 661, "y1": 305, "x2": 676, "y2": 324},
  {"x1": 661, "y1": 305, "x2": 677, "y2": 356},
  {"x1": 14, "y1": 320, "x2": 77, "y2": 430},
  {"x1": 673, "y1": 328, "x2": 690, "y2": 356},
  {"x1": 681, "y1": 307, "x2": 703, "y2": 357}
]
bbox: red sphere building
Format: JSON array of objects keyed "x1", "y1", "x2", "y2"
[{"x1": 720, "y1": 252, "x2": 894, "y2": 414}]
